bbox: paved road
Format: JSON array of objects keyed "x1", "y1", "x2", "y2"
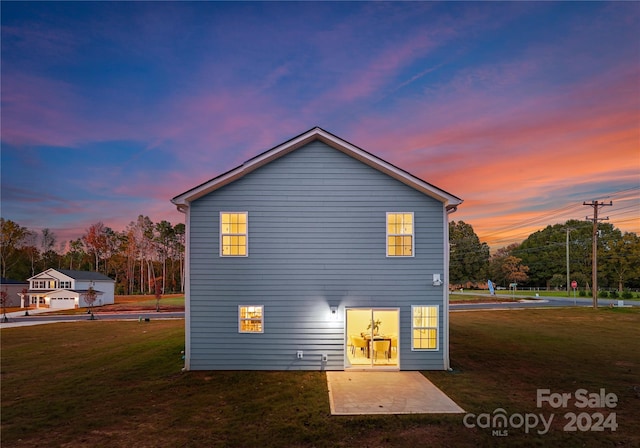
[
  {"x1": 451, "y1": 294, "x2": 638, "y2": 311},
  {"x1": 0, "y1": 310, "x2": 184, "y2": 328}
]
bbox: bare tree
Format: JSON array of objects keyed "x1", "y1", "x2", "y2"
[
  {"x1": 124, "y1": 229, "x2": 138, "y2": 294},
  {"x1": 40, "y1": 228, "x2": 58, "y2": 270},
  {"x1": 153, "y1": 277, "x2": 163, "y2": 312},
  {"x1": 83, "y1": 286, "x2": 98, "y2": 320},
  {"x1": 22, "y1": 231, "x2": 39, "y2": 277},
  {"x1": 174, "y1": 223, "x2": 185, "y2": 293},
  {"x1": 1, "y1": 287, "x2": 8, "y2": 322},
  {"x1": 67, "y1": 238, "x2": 86, "y2": 270},
  {"x1": 41, "y1": 228, "x2": 56, "y2": 253},
  {"x1": 155, "y1": 221, "x2": 173, "y2": 294},
  {"x1": 131, "y1": 216, "x2": 156, "y2": 294}
]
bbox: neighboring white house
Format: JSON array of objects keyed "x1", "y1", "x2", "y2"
[{"x1": 27, "y1": 269, "x2": 115, "y2": 309}]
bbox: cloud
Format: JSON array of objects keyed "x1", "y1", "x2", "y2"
[
  {"x1": 344, "y1": 57, "x2": 639, "y2": 247},
  {"x1": 2, "y1": 2, "x2": 637, "y2": 249}
]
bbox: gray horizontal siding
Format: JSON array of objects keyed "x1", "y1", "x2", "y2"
[{"x1": 188, "y1": 141, "x2": 446, "y2": 370}]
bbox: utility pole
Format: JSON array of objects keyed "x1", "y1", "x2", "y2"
[
  {"x1": 566, "y1": 228, "x2": 572, "y2": 297},
  {"x1": 584, "y1": 200, "x2": 612, "y2": 309}
]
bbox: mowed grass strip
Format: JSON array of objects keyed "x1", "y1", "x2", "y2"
[
  {"x1": 1, "y1": 308, "x2": 638, "y2": 447},
  {"x1": 44, "y1": 294, "x2": 186, "y2": 315},
  {"x1": 97, "y1": 295, "x2": 184, "y2": 312}
]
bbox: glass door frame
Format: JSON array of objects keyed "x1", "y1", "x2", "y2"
[{"x1": 344, "y1": 307, "x2": 400, "y2": 370}]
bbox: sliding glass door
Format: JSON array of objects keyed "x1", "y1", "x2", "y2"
[{"x1": 345, "y1": 308, "x2": 399, "y2": 369}]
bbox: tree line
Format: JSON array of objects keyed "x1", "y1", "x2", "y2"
[
  {"x1": 1, "y1": 216, "x2": 184, "y2": 295},
  {"x1": 3, "y1": 216, "x2": 639, "y2": 295},
  {"x1": 450, "y1": 219, "x2": 640, "y2": 292}
]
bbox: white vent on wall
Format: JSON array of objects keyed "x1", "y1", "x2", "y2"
[{"x1": 432, "y1": 274, "x2": 443, "y2": 286}]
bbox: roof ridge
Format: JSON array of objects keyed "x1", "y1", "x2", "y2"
[{"x1": 171, "y1": 128, "x2": 462, "y2": 209}]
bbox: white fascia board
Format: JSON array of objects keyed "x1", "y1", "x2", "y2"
[
  {"x1": 27, "y1": 268, "x2": 59, "y2": 282},
  {"x1": 171, "y1": 127, "x2": 463, "y2": 209}
]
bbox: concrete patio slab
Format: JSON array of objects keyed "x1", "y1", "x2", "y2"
[{"x1": 326, "y1": 371, "x2": 465, "y2": 415}]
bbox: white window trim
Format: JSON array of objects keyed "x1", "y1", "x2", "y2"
[
  {"x1": 220, "y1": 211, "x2": 248, "y2": 257},
  {"x1": 32, "y1": 280, "x2": 48, "y2": 289},
  {"x1": 238, "y1": 305, "x2": 264, "y2": 333},
  {"x1": 411, "y1": 305, "x2": 439, "y2": 351},
  {"x1": 386, "y1": 212, "x2": 415, "y2": 257}
]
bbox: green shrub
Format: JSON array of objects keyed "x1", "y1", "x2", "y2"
[
  {"x1": 579, "y1": 290, "x2": 587, "y2": 297},
  {"x1": 621, "y1": 291, "x2": 633, "y2": 300},
  {"x1": 609, "y1": 290, "x2": 619, "y2": 299},
  {"x1": 598, "y1": 290, "x2": 609, "y2": 298}
]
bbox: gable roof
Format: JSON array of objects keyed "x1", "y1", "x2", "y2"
[
  {"x1": 171, "y1": 127, "x2": 463, "y2": 210},
  {"x1": 56, "y1": 269, "x2": 113, "y2": 281},
  {"x1": 28, "y1": 268, "x2": 113, "y2": 282}
]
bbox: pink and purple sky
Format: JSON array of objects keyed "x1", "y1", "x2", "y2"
[{"x1": 2, "y1": 2, "x2": 639, "y2": 250}]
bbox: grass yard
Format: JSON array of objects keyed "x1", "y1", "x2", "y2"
[
  {"x1": 1, "y1": 308, "x2": 638, "y2": 447},
  {"x1": 453, "y1": 289, "x2": 640, "y2": 300},
  {"x1": 102, "y1": 294, "x2": 185, "y2": 311},
  {"x1": 37, "y1": 294, "x2": 186, "y2": 315},
  {"x1": 449, "y1": 290, "x2": 640, "y2": 304},
  {"x1": 449, "y1": 293, "x2": 520, "y2": 303}
]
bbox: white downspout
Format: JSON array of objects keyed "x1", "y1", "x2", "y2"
[
  {"x1": 177, "y1": 203, "x2": 191, "y2": 371},
  {"x1": 443, "y1": 205, "x2": 458, "y2": 371}
]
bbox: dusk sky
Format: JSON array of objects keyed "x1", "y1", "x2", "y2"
[{"x1": 2, "y1": 1, "x2": 639, "y2": 250}]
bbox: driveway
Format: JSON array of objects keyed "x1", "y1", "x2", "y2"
[{"x1": 326, "y1": 371, "x2": 464, "y2": 415}]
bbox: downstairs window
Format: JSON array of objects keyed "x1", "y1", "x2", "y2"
[
  {"x1": 239, "y1": 305, "x2": 263, "y2": 333},
  {"x1": 411, "y1": 305, "x2": 438, "y2": 350}
]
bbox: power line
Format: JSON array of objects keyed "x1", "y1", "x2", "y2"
[
  {"x1": 615, "y1": 217, "x2": 640, "y2": 225},
  {"x1": 476, "y1": 187, "x2": 638, "y2": 246},
  {"x1": 600, "y1": 186, "x2": 640, "y2": 199},
  {"x1": 479, "y1": 203, "x2": 585, "y2": 240},
  {"x1": 584, "y1": 200, "x2": 613, "y2": 308}
]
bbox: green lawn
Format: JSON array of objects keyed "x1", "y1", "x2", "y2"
[
  {"x1": 449, "y1": 293, "x2": 520, "y2": 303},
  {"x1": 1, "y1": 308, "x2": 638, "y2": 447},
  {"x1": 105, "y1": 294, "x2": 185, "y2": 310},
  {"x1": 40, "y1": 294, "x2": 186, "y2": 315},
  {"x1": 452, "y1": 289, "x2": 640, "y2": 300}
]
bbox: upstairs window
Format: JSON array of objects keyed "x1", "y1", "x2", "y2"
[
  {"x1": 387, "y1": 212, "x2": 414, "y2": 256},
  {"x1": 239, "y1": 305, "x2": 263, "y2": 333},
  {"x1": 220, "y1": 212, "x2": 248, "y2": 256}
]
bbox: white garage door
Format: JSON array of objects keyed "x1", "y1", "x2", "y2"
[{"x1": 50, "y1": 297, "x2": 75, "y2": 309}]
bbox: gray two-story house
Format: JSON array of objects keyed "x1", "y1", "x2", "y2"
[{"x1": 172, "y1": 127, "x2": 462, "y2": 371}]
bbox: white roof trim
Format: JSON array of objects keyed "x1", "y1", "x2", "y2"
[
  {"x1": 27, "y1": 268, "x2": 113, "y2": 282},
  {"x1": 171, "y1": 127, "x2": 463, "y2": 209},
  {"x1": 28, "y1": 268, "x2": 65, "y2": 282}
]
